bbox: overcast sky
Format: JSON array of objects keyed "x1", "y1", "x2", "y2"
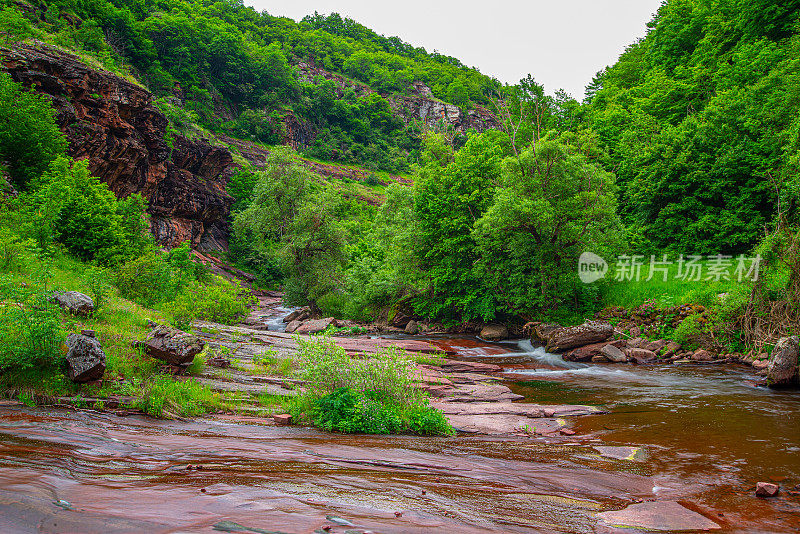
[{"x1": 246, "y1": 0, "x2": 663, "y2": 99}]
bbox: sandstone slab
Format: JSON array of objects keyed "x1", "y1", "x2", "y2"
[{"x1": 596, "y1": 501, "x2": 720, "y2": 531}]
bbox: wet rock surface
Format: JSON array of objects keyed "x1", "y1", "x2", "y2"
[
  {"x1": 767, "y1": 336, "x2": 799, "y2": 388},
  {"x1": 65, "y1": 332, "x2": 106, "y2": 382},
  {"x1": 596, "y1": 501, "x2": 720, "y2": 531}
]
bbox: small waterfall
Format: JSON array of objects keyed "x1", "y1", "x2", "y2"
[{"x1": 512, "y1": 339, "x2": 588, "y2": 370}]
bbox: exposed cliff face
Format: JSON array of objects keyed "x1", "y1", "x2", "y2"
[
  {"x1": 294, "y1": 62, "x2": 500, "y2": 147},
  {"x1": 0, "y1": 43, "x2": 233, "y2": 250}
]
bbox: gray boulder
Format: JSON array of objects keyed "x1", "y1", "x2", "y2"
[
  {"x1": 51, "y1": 291, "x2": 94, "y2": 317},
  {"x1": 480, "y1": 324, "x2": 509, "y2": 342},
  {"x1": 65, "y1": 332, "x2": 106, "y2": 382},
  {"x1": 139, "y1": 325, "x2": 204, "y2": 366},
  {"x1": 546, "y1": 321, "x2": 613, "y2": 352},
  {"x1": 767, "y1": 336, "x2": 799, "y2": 388},
  {"x1": 404, "y1": 320, "x2": 419, "y2": 335},
  {"x1": 601, "y1": 344, "x2": 627, "y2": 363}
]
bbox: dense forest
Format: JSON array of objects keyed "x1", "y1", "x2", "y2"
[
  {"x1": 5, "y1": 0, "x2": 501, "y2": 173},
  {"x1": 1, "y1": 0, "x2": 799, "y2": 335}
]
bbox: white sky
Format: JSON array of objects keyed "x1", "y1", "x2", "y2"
[{"x1": 246, "y1": 0, "x2": 663, "y2": 99}]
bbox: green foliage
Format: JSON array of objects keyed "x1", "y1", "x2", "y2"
[
  {"x1": 114, "y1": 243, "x2": 207, "y2": 307},
  {"x1": 134, "y1": 376, "x2": 219, "y2": 418},
  {"x1": 232, "y1": 148, "x2": 346, "y2": 310},
  {"x1": 473, "y1": 131, "x2": 621, "y2": 318},
  {"x1": 296, "y1": 335, "x2": 423, "y2": 405},
  {"x1": 587, "y1": 0, "x2": 800, "y2": 253},
  {"x1": 0, "y1": 6, "x2": 35, "y2": 44},
  {"x1": 26, "y1": 157, "x2": 149, "y2": 265},
  {"x1": 163, "y1": 278, "x2": 255, "y2": 330},
  {"x1": 0, "y1": 279, "x2": 65, "y2": 372},
  {"x1": 33, "y1": 0, "x2": 499, "y2": 173},
  {"x1": 0, "y1": 72, "x2": 68, "y2": 189}
]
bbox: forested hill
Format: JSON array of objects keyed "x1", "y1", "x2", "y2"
[
  {"x1": 586, "y1": 0, "x2": 800, "y2": 254},
  {"x1": 15, "y1": 0, "x2": 501, "y2": 174}
]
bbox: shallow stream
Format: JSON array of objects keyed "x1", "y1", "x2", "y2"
[{"x1": 0, "y1": 336, "x2": 798, "y2": 533}]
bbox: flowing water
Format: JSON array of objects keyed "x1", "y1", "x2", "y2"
[{"x1": 0, "y1": 337, "x2": 798, "y2": 533}]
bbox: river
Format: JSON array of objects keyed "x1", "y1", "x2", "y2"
[{"x1": 0, "y1": 337, "x2": 798, "y2": 533}]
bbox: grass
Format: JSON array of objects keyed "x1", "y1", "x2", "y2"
[{"x1": 599, "y1": 259, "x2": 754, "y2": 309}]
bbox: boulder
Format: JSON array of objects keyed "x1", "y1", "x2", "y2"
[
  {"x1": 661, "y1": 340, "x2": 682, "y2": 358},
  {"x1": 284, "y1": 319, "x2": 302, "y2": 333},
  {"x1": 601, "y1": 343, "x2": 628, "y2": 363},
  {"x1": 294, "y1": 317, "x2": 336, "y2": 335},
  {"x1": 404, "y1": 320, "x2": 419, "y2": 335},
  {"x1": 65, "y1": 332, "x2": 106, "y2": 382},
  {"x1": 529, "y1": 322, "x2": 562, "y2": 344},
  {"x1": 627, "y1": 337, "x2": 648, "y2": 349},
  {"x1": 282, "y1": 310, "x2": 301, "y2": 323},
  {"x1": 389, "y1": 312, "x2": 411, "y2": 328},
  {"x1": 591, "y1": 355, "x2": 608, "y2": 363},
  {"x1": 767, "y1": 336, "x2": 799, "y2": 388},
  {"x1": 51, "y1": 291, "x2": 94, "y2": 317},
  {"x1": 480, "y1": 324, "x2": 508, "y2": 342},
  {"x1": 139, "y1": 325, "x2": 204, "y2": 366},
  {"x1": 644, "y1": 339, "x2": 669, "y2": 354},
  {"x1": 564, "y1": 340, "x2": 624, "y2": 362},
  {"x1": 691, "y1": 349, "x2": 714, "y2": 362},
  {"x1": 756, "y1": 482, "x2": 780, "y2": 497},
  {"x1": 625, "y1": 348, "x2": 657, "y2": 364},
  {"x1": 546, "y1": 321, "x2": 613, "y2": 352}
]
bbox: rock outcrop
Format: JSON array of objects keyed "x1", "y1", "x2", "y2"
[
  {"x1": 296, "y1": 62, "x2": 500, "y2": 139},
  {"x1": 65, "y1": 331, "x2": 106, "y2": 382},
  {"x1": 767, "y1": 336, "x2": 799, "y2": 388},
  {"x1": 51, "y1": 291, "x2": 94, "y2": 317},
  {"x1": 545, "y1": 321, "x2": 614, "y2": 352},
  {"x1": 1, "y1": 43, "x2": 233, "y2": 250},
  {"x1": 138, "y1": 325, "x2": 204, "y2": 366},
  {"x1": 479, "y1": 324, "x2": 508, "y2": 342}
]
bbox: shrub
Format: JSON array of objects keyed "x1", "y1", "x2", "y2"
[
  {"x1": 0, "y1": 279, "x2": 65, "y2": 372},
  {"x1": 296, "y1": 335, "x2": 423, "y2": 405},
  {"x1": 28, "y1": 157, "x2": 149, "y2": 265},
  {"x1": 0, "y1": 72, "x2": 67, "y2": 189},
  {"x1": 293, "y1": 336, "x2": 453, "y2": 435},
  {"x1": 114, "y1": 243, "x2": 207, "y2": 307},
  {"x1": 163, "y1": 278, "x2": 255, "y2": 330}
]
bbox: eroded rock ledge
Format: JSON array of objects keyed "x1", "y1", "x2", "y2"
[{"x1": 1, "y1": 43, "x2": 234, "y2": 250}]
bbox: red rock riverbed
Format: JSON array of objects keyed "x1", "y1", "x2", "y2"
[{"x1": 0, "y1": 336, "x2": 798, "y2": 533}]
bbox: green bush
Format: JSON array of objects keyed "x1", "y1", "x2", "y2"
[
  {"x1": 0, "y1": 279, "x2": 65, "y2": 372},
  {"x1": 114, "y1": 243, "x2": 207, "y2": 307},
  {"x1": 296, "y1": 335, "x2": 423, "y2": 405},
  {"x1": 293, "y1": 336, "x2": 453, "y2": 435},
  {"x1": 0, "y1": 72, "x2": 67, "y2": 189},
  {"x1": 309, "y1": 387, "x2": 453, "y2": 436},
  {"x1": 27, "y1": 157, "x2": 149, "y2": 265},
  {"x1": 163, "y1": 277, "x2": 255, "y2": 330}
]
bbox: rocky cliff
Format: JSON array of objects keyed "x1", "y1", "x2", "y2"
[
  {"x1": 293, "y1": 62, "x2": 500, "y2": 148},
  {"x1": 0, "y1": 43, "x2": 234, "y2": 250}
]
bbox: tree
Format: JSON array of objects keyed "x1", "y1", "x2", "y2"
[
  {"x1": 232, "y1": 148, "x2": 345, "y2": 310},
  {"x1": 0, "y1": 73, "x2": 67, "y2": 190},
  {"x1": 473, "y1": 132, "x2": 622, "y2": 318}
]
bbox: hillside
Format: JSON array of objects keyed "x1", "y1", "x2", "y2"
[{"x1": 9, "y1": 0, "x2": 501, "y2": 174}]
